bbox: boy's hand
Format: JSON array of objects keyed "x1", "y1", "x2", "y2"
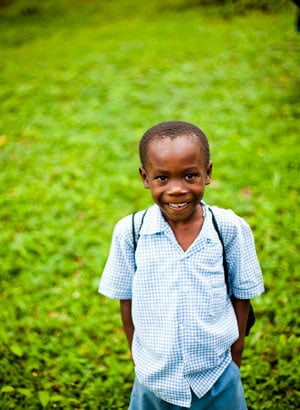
[
  {"x1": 120, "y1": 299, "x2": 134, "y2": 351},
  {"x1": 231, "y1": 338, "x2": 245, "y2": 367},
  {"x1": 231, "y1": 297, "x2": 250, "y2": 367}
]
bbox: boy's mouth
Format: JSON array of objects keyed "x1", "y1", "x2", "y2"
[{"x1": 168, "y1": 202, "x2": 188, "y2": 209}]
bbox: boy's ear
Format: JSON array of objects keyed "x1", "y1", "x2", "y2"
[
  {"x1": 205, "y1": 161, "x2": 213, "y2": 185},
  {"x1": 139, "y1": 167, "x2": 150, "y2": 189}
]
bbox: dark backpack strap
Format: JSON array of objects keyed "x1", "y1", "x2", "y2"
[
  {"x1": 132, "y1": 212, "x2": 138, "y2": 251},
  {"x1": 132, "y1": 210, "x2": 148, "y2": 252},
  {"x1": 208, "y1": 207, "x2": 255, "y2": 336},
  {"x1": 208, "y1": 207, "x2": 230, "y2": 293}
]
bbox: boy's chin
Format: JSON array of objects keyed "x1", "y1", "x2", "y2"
[{"x1": 160, "y1": 205, "x2": 199, "y2": 223}]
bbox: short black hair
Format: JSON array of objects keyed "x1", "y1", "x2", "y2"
[{"x1": 139, "y1": 121, "x2": 210, "y2": 168}]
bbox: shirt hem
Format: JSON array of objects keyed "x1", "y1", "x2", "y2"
[
  {"x1": 232, "y1": 284, "x2": 265, "y2": 299},
  {"x1": 98, "y1": 285, "x2": 132, "y2": 300}
]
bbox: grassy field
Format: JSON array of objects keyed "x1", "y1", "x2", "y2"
[{"x1": 0, "y1": 0, "x2": 299, "y2": 408}]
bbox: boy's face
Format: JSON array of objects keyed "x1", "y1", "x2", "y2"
[{"x1": 139, "y1": 135, "x2": 212, "y2": 224}]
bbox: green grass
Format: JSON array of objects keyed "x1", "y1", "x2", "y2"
[{"x1": 0, "y1": 0, "x2": 299, "y2": 408}]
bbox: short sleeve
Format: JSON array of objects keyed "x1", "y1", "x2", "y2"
[{"x1": 99, "y1": 215, "x2": 135, "y2": 300}]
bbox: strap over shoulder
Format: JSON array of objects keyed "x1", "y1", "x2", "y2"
[
  {"x1": 132, "y1": 210, "x2": 148, "y2": 251},
  {"x1": 208, "y1": 207, "x2": 229, "y2": 293},
  {"x1": 208, "y1": 206, "x2": 255, "y2": 336}
]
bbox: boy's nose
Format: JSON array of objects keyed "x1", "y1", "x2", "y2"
[{"x1": 167, "y1": 180, "x2": 188, "y2": 195}]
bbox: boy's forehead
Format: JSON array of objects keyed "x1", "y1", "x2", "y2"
[
  {"x1": 147, "y1": 134, "x2": 203, "y2": 156},
  {"x1": 143, "y1": 134, "x2": 207, "y2": 170}
]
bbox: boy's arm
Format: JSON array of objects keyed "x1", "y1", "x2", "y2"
[
  {"x1": 120, "y1": 300, "x2": 134, "y2": 351},
  {"x1": 231, "y1": 296, "x2": 250, "y2": 367}
]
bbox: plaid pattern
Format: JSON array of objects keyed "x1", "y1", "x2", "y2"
[{"x1": 99, "y1": 202, "x2": 264, "y2": 407}]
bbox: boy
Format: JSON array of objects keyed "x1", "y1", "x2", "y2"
[{"x1": 99, "y1": 121, "x2": 264, "y2": 409}]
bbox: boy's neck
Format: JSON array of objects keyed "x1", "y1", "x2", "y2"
[{"x1": 164, "y1": 204, "x2": 204, "y2": 251}]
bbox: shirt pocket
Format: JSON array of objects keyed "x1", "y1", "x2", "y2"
[{"x1": 209, "y1": 271, "x2": 227, "y2": 318}]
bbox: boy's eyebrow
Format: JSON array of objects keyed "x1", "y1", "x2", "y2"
[
  {"x1": 152, "y1": 169, "x2": 169, "y2": 175},
  {"x1": 183, "y1": 167, "x2": 199, "y2": 172},
  {"x1": 153, "y1": 166, "x2": 199, "y2": 174}
]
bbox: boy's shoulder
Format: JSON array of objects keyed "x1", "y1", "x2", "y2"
[
  {"x1": 114, "y1": 205, "x2": 155, "y2": 235},
  {"x1": 208, "y1": 204, "x2": 241, "y2": 224},
  {"x1": 206, "y1": 204, "x2": 252, "y2": 242}
]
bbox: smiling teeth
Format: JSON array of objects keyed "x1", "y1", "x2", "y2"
[{"x1": 169, "y1": 202, "x2": 187, "y2": 208}]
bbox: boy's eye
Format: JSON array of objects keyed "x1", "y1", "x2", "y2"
[
  {"x1": 155, "y1": 176, "x2": 168, "y2": 182},
  {"x1": 185, "y1": 174, "x2": 197, "y2": 180}
]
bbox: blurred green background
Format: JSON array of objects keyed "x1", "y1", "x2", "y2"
[{"x1": 0, "y1": 0, "x2": 299, "y2": 408}]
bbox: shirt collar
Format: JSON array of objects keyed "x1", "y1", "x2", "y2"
[
  {"x1": 139, "y1": 201, "x2": 208, "y2": 237},
  {"x1": 138, "y1": 204, "x2": 165, "y2": 236}
]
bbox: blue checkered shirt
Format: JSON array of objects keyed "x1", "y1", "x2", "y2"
[{"x1": 99, "y1": 202, "x2": 264, "y2": 407}]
